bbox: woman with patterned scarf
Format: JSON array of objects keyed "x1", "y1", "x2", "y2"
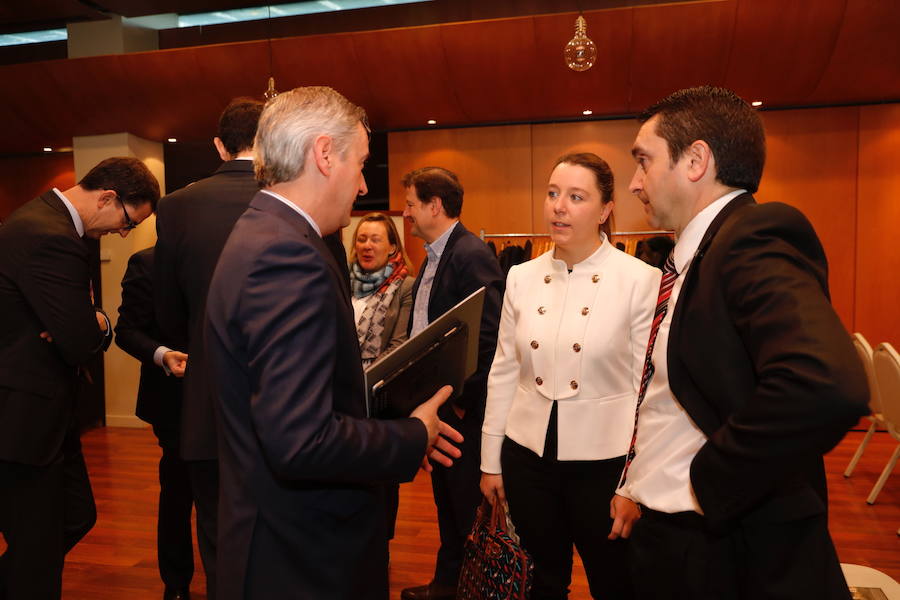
[
  {"x1": 349, "y1": 212, "x2": 415, "y2": 368},
  {"x1": 348, "y1": 212, "x2": 415, "y2": 544}
]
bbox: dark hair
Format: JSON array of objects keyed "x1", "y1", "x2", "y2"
[
  {"x1": 401, "y1": 167, "x2": 463, "y2": 219},
  {"x1": 349, "y1": 212, "x2": 412, "y2": 271},
  {"x1": 639, "y1": 85, "x2": 765, "y2": 193},
  {"x1": 78, "y1": 157, "x2": 160, "y2": 211},
  {"x1": 552, "y1": 152, "x2": 615, "y2": 238},
  {"x1": 218, "y1": 97, "x2": 265, "y2": 156}
]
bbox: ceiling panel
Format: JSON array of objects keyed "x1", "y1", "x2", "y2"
[{"x1": 0, "y1": 0, "x2": 898, "y2": 155}]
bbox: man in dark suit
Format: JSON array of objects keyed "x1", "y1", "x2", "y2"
[
  {"x1": 205, "y1": 86, "x2": 462, "y2": 600},
  {"x1": 400, "y1": 167, "x2": 505, "y2": 600},
  {"x1": 0, "y1": 157, "x2": 159, "y2": 600},
  {"x1": 154, "y1": 98, "x2": 263, "y2": 599},
  {"x1": 115, "y1": 247, "x2": 193, "y2": 600},
  {"x1": 610, "y1": 86, "x2": 869, "y2": 599}
]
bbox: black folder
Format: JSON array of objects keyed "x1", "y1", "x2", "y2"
[{"x1": 365, "y1": 287, "x2": 485, "y2": 419}]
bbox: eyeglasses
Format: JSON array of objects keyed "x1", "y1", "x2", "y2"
[{"x1": 116, "y1": 193, "x2": 138, "y2": 231}]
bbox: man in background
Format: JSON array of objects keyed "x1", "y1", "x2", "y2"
[
  {"x1": 116, "y1": 247, "x2": 192, "y2": 600},
  {"x1": 0, "y1": 157, "x2": 158, "y2": 599},
  {"x1": 400, "y1": 167, "x2": 504, "y2": 600},
  {"x1": 154, "y1": 97, "x2": 263, "y2": 599}
]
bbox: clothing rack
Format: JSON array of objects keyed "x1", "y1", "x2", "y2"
[{"x1": 479, "y1": 229, "x2": 673, "y2": 240}]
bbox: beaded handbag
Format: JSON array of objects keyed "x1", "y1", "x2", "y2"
[{"x1": 457, "y1": 498, "x2": 533, "y2": 600}]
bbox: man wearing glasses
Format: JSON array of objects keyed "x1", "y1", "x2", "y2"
[{"x1": 0, "y1": 156, "x2": 159, "y2": 600}]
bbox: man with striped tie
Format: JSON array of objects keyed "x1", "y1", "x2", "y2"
[{"x1": 609, "y1": 86, "x2": 868, "y2": 599}]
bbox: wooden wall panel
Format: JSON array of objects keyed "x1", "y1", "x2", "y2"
[
  {"x1": 757, "y1": 107, "x2": 859, "y2": 332},
  {"x1": 531, "y1": 119, "x2": 644, "y2": 237},
  {"x1": 388, "y1": 125, "x2": 533, "y2": 270},
  {"x1": 856, "y1": 104, "x2": 900, "y2": 346},
  {"x1": 0, "y1": 153, "x2": 75, "y2": 220}
]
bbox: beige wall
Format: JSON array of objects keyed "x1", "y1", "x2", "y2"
[{"x1": 389, "y1": 103, "x2": 900, "y2": 347}]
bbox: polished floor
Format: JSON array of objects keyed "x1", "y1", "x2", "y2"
[{"x1": 22, "y1": 425, "x2": 899, "y2": 598}]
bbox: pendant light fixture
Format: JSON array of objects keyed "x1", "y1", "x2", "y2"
[{"x1": 564, "y1": 15, "x2": 597, "y2": 72}]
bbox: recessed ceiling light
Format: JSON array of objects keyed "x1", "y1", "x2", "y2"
[
  {"x1": 751, "y1": 101, "x2": 763, "y2": 107},
  {"x1": 426, "y1": 119, "x2": 437, "y2": 125},
  {"x1": 43, "y1": 147, "x2": 52, "y2": 152},
  {"x1": 582, "y1": 109, "x2": 593, "y2": 116},
  {"x1": 167, "y1": 137, "x2": 177, "y2": 143}
]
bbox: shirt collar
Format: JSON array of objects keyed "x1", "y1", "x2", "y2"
[
  {"x1": 673, "y1": 189, "x2": 746, "y2": 274},
  {"x1": 425, "y1": 220, "x2": 458, "y2": 259},
  {"x1": 260, "y1": 189, "x2": 322, "y2": 237},
  {"x1": 53, "y1": 188, "x2": 84, "y2": 238}
]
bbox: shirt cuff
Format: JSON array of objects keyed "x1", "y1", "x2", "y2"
[
  {"x1": 480, "y1": 432, "x2": 504, "y2": 474},
  {"x1": 154, "y1": 346, "x2": 174, "y2": 375},
  {"x1": 99, "y1": 312, "x2": 111, "y2": 337}
]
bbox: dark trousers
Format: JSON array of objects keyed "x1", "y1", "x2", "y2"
[
  {"x1": 188, "y1": 459, "x2": 218, "y2": 600},
  {"x1": 430, "y1": 406, "x2": 483, "y2": 587},
  {"x1": 500, "y1": 413, "x2": 632, "y2": 600},
  {"x1": 0, "y1": 434, "x2": 96, "y2": 600},
  {"x1": 154, "y1": 430, "x2": 194, "y2": 591},
  {"x1": 628, "y1": 508, "x2": 737, "y2": 600},
  {"x1": 629, "y1": 505, "x2": 851, "y2": 600}
]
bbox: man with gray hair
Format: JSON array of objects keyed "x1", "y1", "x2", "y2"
[{"x1": 205, "y1": 86, "x2": 462, "y2": 600}]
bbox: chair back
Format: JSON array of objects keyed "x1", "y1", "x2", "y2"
[
  {"x1": 854, "y1": 332, "x2": 883, "y2": 415},
  {"x1": 873, "y1": 342, "x2": 900, "y2": 436}
]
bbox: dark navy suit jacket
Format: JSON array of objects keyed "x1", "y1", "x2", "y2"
[{"x1": 206, "y1": 191, "x2": 426, "y2": 600}]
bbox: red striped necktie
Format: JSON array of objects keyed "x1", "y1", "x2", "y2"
[{"x1": 619, "y1": 251, "x2": 678, "y2": 486}]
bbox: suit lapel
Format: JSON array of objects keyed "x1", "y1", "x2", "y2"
[
  {"x1": 427, "y1": 222, "x2": 465, "y2": 316},
  {"x1": 668, "y1": 193, "x2": 756, "y2": 435}
]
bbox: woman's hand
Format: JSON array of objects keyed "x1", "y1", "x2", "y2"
[
  {"x1": 480, "y1": 472, "x2": 506, "y2": 505},
  {"x1": 608, "y1": 494, "x2": 641, "y2": 540}
]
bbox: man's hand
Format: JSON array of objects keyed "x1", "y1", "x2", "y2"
[
  {"x1": 39, "y1": 331, "x2": 53, "y2": 343},
  {"x1": 96, "y1": 311, "x2": 108, "y2": 332},
  {"x1": 480, "y1": 473, "x2": 505, "y2": 505},
  {"x1": 163, "y1": 351, "x2": 189, "y2": 377},
  {"x1": 410, "y1": 385, "x2": 464, "y2": 472},
  {"x1": 608, "y1": 494, "x2": 641, "y2": 540}
]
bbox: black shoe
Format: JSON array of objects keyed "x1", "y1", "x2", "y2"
[
  {"x1": 400, "y1": 582, "x2": 456, "y2": 600},
  {"x1": 163, "y1": 588, "x2": 190, "y2": 600}
]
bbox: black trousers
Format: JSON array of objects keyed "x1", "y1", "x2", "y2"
[
  {"x1": 500, "y1": 407, "x2": 633, "y2": 600},
  {"x1": 188, "y1": 459, "x2": 218, "y2": 600},
  {"x1": 430, "y1": 405, "x2": 483, "y2": 587},
  {"x1": 153, "y1": 424, "x2": 194, "y2": 591},
  {"x1": 629, "y1": 505, "x2": 851, "y2": 600},
  {"x1": 0, "y1": 432, "x2": 96, "y2": 600}
]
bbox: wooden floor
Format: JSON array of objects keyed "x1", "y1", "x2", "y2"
[{"x1": 15, "y1": 426, "x2": 897, "y2": 598}]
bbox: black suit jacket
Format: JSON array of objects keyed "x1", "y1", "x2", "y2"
[
  {"x1": 668, "y1": 194, "x2": 868, "y2": 597},
  {"x1": 154, "y1": 159, "x2": 259, "y2": 460},
  {"x1": 0, "y1": 192, "x2": 109, "y2": 465},
  {"x1": 410, "y1": 222, "x2": 505, "y2": 418},
  {"x1": 115, "y1": 248, "x2": 183, "y2": 446},
  {"x1": 206, "y1": 192, "x2": 426, "y2": 600}
]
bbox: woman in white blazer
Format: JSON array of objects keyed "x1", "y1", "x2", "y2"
[{"x1": 481, "y1": 153, "x2": 660, "y2": 600}]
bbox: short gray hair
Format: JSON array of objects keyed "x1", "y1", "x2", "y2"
[{"x1": 254, "y1": 86, "x2": 368, "y2": 187}]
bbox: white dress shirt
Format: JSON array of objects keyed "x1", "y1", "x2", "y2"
[
  {"x1": 618, "y1": 189, "x2": 746, "y2": 514},
  {"x1": 260, "y1": 189, "x2": 322, "y2": 237},
  {"x1": 410, "y1": 221, "x2": 458, "y2": 336},
  {"x1": 481, "y1": 238, "x2": 660, "y2": 473}
]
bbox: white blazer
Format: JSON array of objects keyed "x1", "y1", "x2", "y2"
[{"x1": 481, "y1": 240, "x2": 661, "y2": 473}]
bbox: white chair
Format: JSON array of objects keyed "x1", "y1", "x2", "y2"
[
  {"x1": 842, "y1": 563, "x2": 900, "y2": 599},
  {"x1": 866, "y1": 342, "x2": 900, "y2": 504},
  {"x1": 845, "y1": 333, "x2": 885, "y2": 477}
]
